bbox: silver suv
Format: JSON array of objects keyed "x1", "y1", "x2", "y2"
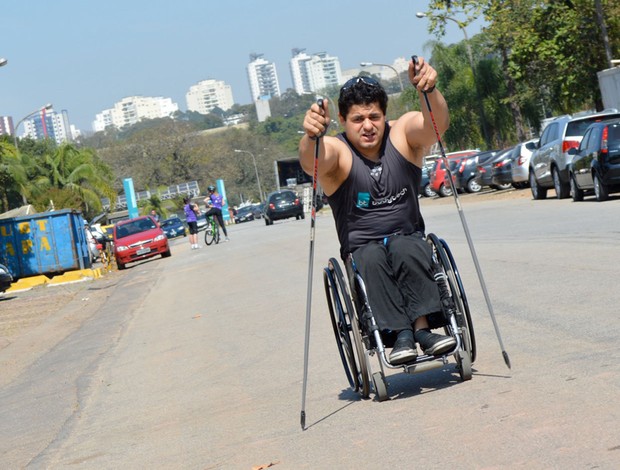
[{"x1": 529, "y1": 110, "x2": 620, "y2": 199}]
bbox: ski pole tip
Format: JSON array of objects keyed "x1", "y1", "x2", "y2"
[
  {"x1": 502, "y1": 350, "x2": 511, "y2": 369},
  {"x1": 300, "y1": 411, "x2": 306, "y2": 430}
]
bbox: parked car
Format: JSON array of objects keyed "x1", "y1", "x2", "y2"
[
  {"x1": 529, "y1": 110, "x2": 620, "y2": 200},
  {"x1": 0, "y1": 264, "x2": 13, "y2": 293},
  {"x1": 474, "y1": 147, "x2": 514, "y2": 191},
  {"x1": 455, "y1": 150, "x2": 500, "y2": 193},
  {"x1": 113, "y1": 215, "x2": 171, "y2": 270},
  {"x1": 420, "y1": 163, "x2": 437, "y2": 197},
  {"x1": 160, "y1": 216, "x2": 187, "y2": 238},
  {"x1": 195, "y1": 212, "x2": 208, "y2": 231},
  {"x1": 263, "y1": 190, "x2": 305, "y2": 225},
  {"x1": 234, "y1": 205, "x2": 257, "y2": 223},
  {"x1": 568, "y1": 119, "x2": 620, "y2": 201},
  {"x1": 491, "y1": 146, "x2": 519, "y2": 188},
  {"x1": 429, "y1": 149, "x2": 480, "y2": 197},
  {"x1": 510, "y1": 138, "x2": 539, "y2": 189}
]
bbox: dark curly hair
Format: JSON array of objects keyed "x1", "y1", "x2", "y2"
[{"x1": 338, "y1": 77, "x2": 388, "y2": 119}]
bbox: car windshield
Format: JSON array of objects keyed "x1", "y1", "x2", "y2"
[
  {"x1": 271, "y1": 192, "x2": 295, "y2": 203},
  {"x1": 116, "y1": 219, "x2": 157, "y2": 238},
  {"x1": 237, "y1": 206, "x2": 253, "y2": 214},
  {"x1": 161, "y1": 218, "x2": 181, "y2": 228}
]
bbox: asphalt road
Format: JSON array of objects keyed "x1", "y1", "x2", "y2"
[{"x1": 1, "y1": 190, "x2": 619, "y2": 469}]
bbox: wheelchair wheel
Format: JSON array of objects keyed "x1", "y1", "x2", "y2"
[
  {"x1": 372, "y1": 372, "x2": 389, "y2": 402},
  {"x1": 324, "y1": 258, "x2": 371, "y2": 398},
  {"x1": 427, "y1": 234, "x2": 477, "y2": 381}
]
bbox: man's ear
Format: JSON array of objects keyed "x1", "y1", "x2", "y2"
[{"x1": 338, "y1": 113, "x2": 345, "y2": 125}]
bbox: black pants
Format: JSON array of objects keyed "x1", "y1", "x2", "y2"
[
  {"x1": 204, "y1": 208, "x2": 227, "y2": 237},
  {"x1": 351, "y1": 233, "x2": 442, "y2": 333}
]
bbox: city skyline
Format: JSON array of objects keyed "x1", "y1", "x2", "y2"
[{"x1": 0, "y1": 1, "x2": 484, "y2": 132}]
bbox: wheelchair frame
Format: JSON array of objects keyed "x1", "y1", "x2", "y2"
[{"x1": 323, "y1": 233, "x2": 476, "y2": 402}]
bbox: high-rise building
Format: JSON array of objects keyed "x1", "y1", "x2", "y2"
[
  {"x1": 0, "y1": 116, "x2": 14, "y2": 136},
  {"x1": 21, "y1": 108, "x2": 74, "y2": 144},
  {"x1": 247, "y1": 53, "x2": 280, "y2": 101},
  {"x1": 290, "y1": 49, "x2": 342, "y2": 95},
  {"x1": 93, "y1": 96, "x2": 179, "y2": 132},
  {"x1": 186, "y1": 79, "x2": 235, "y2": 114}
]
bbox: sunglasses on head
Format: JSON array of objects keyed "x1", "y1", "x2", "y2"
[{"x1": 341, "y1": 75, "x2": 380, "y2": 91}]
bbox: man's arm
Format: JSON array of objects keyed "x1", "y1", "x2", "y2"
[
  {"x1": 299, "y1": 100, "x2": 345, "y2": 195},
  {"x1": 394, "y1": 57, "x2": 450, "y2": 167}
]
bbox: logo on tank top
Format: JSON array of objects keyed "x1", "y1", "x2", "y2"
[
  {"x1": 356, "y1": 192, "x2": 371, "y2": 208},
  {"x1": 356, "y1": 187, "x2": 409, "y2": 209}
]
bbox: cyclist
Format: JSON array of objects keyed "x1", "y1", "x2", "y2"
[{"x1": 203, "y1": 185, "x2": 230, "y2": 242}]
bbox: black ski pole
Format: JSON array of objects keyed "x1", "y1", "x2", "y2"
[
  {"x1": 412, "y1": 55, "x2": 511, "y2": 369},
  {"x1": 300, "y1": 98, "x2": 325, "y2": 430}
]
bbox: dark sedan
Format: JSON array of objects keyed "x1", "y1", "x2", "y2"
[
  {"x1": 234, "y1": 205, "x2": 257, "y2": 223},
  {"x1": 263, "y1": 190, "x2": 305, "y2": 226},
  {"x1": 0, "y1": 264, "x2": 13, "y2": 293},
  {"x1": 474, "y1": 147, "x2": 514, "y2": 191},
  {"x1": 569, "y1": 119, "x2": 620, "y2": 201},
  {"x1": 455, "y1": 150, "x2": 500, "y2": 193},
  {"x1": 160, "y1": 216, "x2": 187, "y2": 239}
]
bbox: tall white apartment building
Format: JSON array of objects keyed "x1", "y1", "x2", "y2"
[
  {"x1": 290, "y1": 49, "x2": 342, "y2": 94},
  {"x1": 186, "y1": 79, "x2": 234, "y2": 114},
  {"x1": 247, "y1": 53, "x2": 280, "y2": 101},
  {"x1": 93, "y1": 96, "x2": 179, "y2": 132}
]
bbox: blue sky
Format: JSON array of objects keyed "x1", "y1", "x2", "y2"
[{"x1": 0, "y1": 1, "x2": 484, "y2": 132}]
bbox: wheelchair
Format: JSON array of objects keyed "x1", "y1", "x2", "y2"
[{"x1": 323, "y1": 233, "x2": 476, "y2": 402}]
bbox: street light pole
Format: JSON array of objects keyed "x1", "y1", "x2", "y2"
[
  {"x1": 234, "y1": 149, "x2": 265, "y2": 202},
  {"x1": 360, "y1": 62, "x2": 405, "y2": 93},
  {"x1": 13, "y1": 103, "x2": 53, "y2": 151},
  {"x1": 416, "y1": 12, "x2": 491, "y2": 147}
]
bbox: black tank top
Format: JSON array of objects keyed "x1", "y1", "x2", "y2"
[{"x1": 327, "y1": 125, "x2": 425, "y2": 257}]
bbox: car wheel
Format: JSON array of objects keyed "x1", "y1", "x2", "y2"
[
  {"x1": 300, "y1": 212, "x2": 305, "y2": 220},
  {"x1": 117, "y1": 260, "x2": 125, "y2": 270},
  {"x1": 423, "y1": 184, "x2": 437, "y2": 197},
  {"x1": 570, "y1": 174, "x2": 584, "y2": 202},
  {"x1": 162, "y1": 249, "x2": 171, "y2": 258},
  {"x1": 593, "y1": 173, "x2": 609, "y2": 201},
  {"x1": 495, "y1": 183, "x2": 512, "y2": 191},
  {"x1": 552, "y1": 167, "x2": 570, "y2": 199},
  {"x1": 439, "y1": 184, "x2": 452, "y2": 197},
  {"x1": 530, "y1": 171, "x2": 547, "y2": 200},
  {"x1": 466, "y1": 178, "x2": 482, "y2": 193}
]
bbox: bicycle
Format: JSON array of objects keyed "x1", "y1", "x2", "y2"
[{"x1": 204, "y1": 216, "x2": 221, "y2": 246}]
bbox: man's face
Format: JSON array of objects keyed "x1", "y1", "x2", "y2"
[{"x1": 339, "y1": 102, "x2": 386, "y2": 155}]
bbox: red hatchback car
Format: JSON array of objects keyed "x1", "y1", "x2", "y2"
[
  {"x1": 113, "y1": 216, "x2": 171, "y2": 270},
  {"x1": 429, "y1": 149, "x2": 480, "y2": 197}
]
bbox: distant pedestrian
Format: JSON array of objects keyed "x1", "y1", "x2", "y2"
[
  {"x1": 150, "y1": 209, "x2": 160, "y2": 223},
  {"x1": 183, "y1": 197, "x2": 200, "y2": 249}
]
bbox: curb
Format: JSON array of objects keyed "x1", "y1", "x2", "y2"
[{"x1": 7, "y1": 267, "x2": 105, "y2": 293}]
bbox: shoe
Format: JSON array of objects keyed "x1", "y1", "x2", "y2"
[
  {"x1": 389, "y1": 331, "x2": 417, "y2": 365},
  {"x1": 415, "y1": 329, "x2": 457, "y2": 356},
  {"x1": 224, "y1": 237, "x2": 230, "y2": 242}
]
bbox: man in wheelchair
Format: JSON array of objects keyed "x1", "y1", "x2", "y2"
[{"x1": 299, "y1": 56, "x2": 456, "y2": 365}]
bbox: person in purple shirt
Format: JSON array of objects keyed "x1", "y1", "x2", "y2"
[
  {"x1": 183, "y1": 197, "x2": 201, "y2": 249},
  {"x1": 203, "y1": 185, "x2": 229, "y2": 242}
]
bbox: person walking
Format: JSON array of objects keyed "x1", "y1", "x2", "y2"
[
  {"x1": 183, "y1": 197, "x2": 200, "y2": 249},
  {"x1": 299, "y1": 56, "x2": 455, "y2": 365},
  {"x1": 204, "y1": 185, "x2": 230, "y2": 242}
]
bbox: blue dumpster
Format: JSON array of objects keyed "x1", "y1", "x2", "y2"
[{"x1": 0, "y1": 209, "x2": 91, "y2": 280}]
